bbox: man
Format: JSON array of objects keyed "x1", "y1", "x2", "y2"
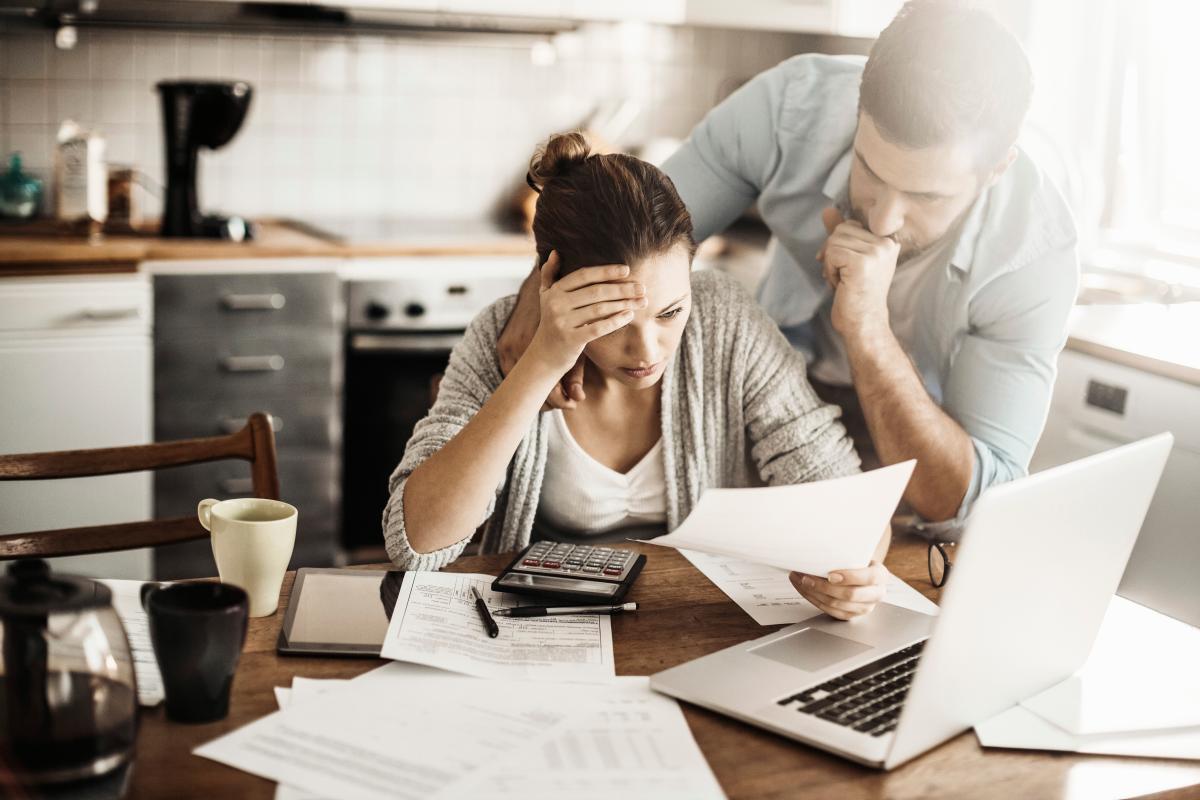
[{"x1": 498, "y1": 1, "x2": 1077, "y2": 612}]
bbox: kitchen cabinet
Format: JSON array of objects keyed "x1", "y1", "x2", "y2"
[
  {"x1": 146, "y1": 259, "x2": 343, "y2": 579},
  {"x1": 0, "y1": 274, "x2": 154, "y2": 579}
]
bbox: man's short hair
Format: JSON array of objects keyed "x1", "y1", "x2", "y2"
[{"x1": 859, "y1": 0, "x2": 1033, "y2": 168}]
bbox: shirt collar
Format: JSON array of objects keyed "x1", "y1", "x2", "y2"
[
  {"x1": 822, "y1": 147, "x2": 987, "y2": 274},
  {"x1": 822, "y1": 149, "x2": 853, "y2": 205}
]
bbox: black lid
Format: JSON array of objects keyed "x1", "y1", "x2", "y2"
[{"x1": 0, "y1": 559, "x2": 112, "y2": 618}]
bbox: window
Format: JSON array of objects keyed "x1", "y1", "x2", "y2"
[{"x1": 1102, "y1": 0, "x2": 1200, "y2": 264}]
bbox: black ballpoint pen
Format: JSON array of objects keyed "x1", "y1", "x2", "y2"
[
  {"x1": 493, "y1": 602, "x2": 638, "y2": 618},
  {"x1": 471, "y1": 586, "x2": 500, "y2": 638}
]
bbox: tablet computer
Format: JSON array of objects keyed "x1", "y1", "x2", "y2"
[{"x1": 277, "y1": 568, "x2": 406, "y2": 657}]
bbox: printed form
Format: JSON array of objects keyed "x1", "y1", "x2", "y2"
[
  {"x1": 270, "y1": 670, "x2": 726, "y2": 800},
  {"x1": 680, "y1": 550, "x2": 939, "y2": 626},
  {"x1": 195, "y1": 665, "x2": 569, "y2": 800},
  {"x1": 380, "y1": 571, "x2": 615, "y2": 683}
]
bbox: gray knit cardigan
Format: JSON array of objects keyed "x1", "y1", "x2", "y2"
[{"x1": 383, "y1": 269, "x2": 861, "y2": 571}]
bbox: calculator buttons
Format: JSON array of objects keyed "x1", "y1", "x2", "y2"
[{"x1": 510, "y1": 543, "x2": 638, "y2": 580}]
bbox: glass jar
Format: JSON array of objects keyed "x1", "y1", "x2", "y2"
[{"x1": 0, "y1": 560, "x2": 138, "y2": 786}]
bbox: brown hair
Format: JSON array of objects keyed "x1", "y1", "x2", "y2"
[
  {"x1": 526, "y1": 132, "x2": 696, "y2": 274},
  {"x1": 859, "y1": 0, "x2": 1033, "y2": 168}
]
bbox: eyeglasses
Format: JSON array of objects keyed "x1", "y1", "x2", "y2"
[{"x1": 927, "y1": 541, "x2": 955, "y2": 588}]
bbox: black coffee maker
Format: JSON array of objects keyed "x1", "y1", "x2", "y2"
[{"x1": 157, "y1": 80, "x2": 254, "y2": 241}]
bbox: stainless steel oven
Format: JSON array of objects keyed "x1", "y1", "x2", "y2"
[{"x1": 341, "y1": 257, "x2": 530, "y2": 556}]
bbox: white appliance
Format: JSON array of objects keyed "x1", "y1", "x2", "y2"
[
  {"x1": 0, "y1": 275, "x2": 154, "y2": 579},
  {"x1": 1032, "y1": 347, "x2": 1200, "y2": 627}
]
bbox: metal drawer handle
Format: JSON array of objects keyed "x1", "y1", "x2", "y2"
[
  {"x1": 218, "y1": 477, "x2": 255, "y2": 495},
  {"x1": 221, "y1": 355, "x2": 285, "y2": 372},
  {"x1": 80, "y1": 307, "x2": 142, "y2": 321},
  {"x1": 221, "y1": 415, "x2": 283, "y2": 434},
  {"x1": 221, "y1": 293, "x2": 286, "y2": 311},
  {"x1": 350, "y1": 333, "x2": 462, "y2": 353}
]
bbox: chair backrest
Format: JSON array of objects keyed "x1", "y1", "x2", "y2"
[{"x1": 0, "y1": 413, "x2": 280, "y2": 559}]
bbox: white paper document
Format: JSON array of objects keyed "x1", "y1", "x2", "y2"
[
  {"x1": 380, "y1": 571, "x2": 615, "y2": 683},
  {"x1": 1019, "y1": 596, "x2": 1200, "y2": 735},
  {"x1": 270, "y1": 671, "x2": 725, "y2": 800},
  {"x1": 639, "y1": 461, "x2": 915, "y2": 576},
  {"x1": 196, "y1": 663, "x2": 569, "y2": 800},
  {"x1": 680, "y1": 550, "x2": 938, "y2": 626},
  {"x1": 975, "y1": 704, "x2": 1200, "y2": 761},
  {"x1": 98, "y1": 579, "x2": 164, "y2": 706},
  {"x1": 454, "y1": 677, "x2": 725, "y2": 799}
]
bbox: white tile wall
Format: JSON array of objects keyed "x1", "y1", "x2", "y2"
[{"x1": 0, "y1": 20, "x2": 865, "y2": 222}]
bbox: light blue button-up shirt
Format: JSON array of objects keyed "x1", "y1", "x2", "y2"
[{"x1": 663, "y1": 54, "x2": 1080, "y2": 532}]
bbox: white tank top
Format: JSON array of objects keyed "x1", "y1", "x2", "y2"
[{"x1": 537, "y1": 409, "x2": 668, "y2": 535}]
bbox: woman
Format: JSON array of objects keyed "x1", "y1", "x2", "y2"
[{"x1": 384, "y1": 132, "x2": 891, "y2": 620}]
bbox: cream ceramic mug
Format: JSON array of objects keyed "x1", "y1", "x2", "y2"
[{"x1": 197, "y1": 497, "x2": 297, "y2": 618}]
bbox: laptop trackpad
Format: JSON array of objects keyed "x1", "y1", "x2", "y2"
[{"x1": 750, "y1": 627, "x2": 873, "y2": 672}]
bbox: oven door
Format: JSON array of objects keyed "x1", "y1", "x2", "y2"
[{"x1": 342, "y1": 331, "x2": 461, "y2": 556}]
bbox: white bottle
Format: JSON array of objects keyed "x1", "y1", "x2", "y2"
[{"x1": 55, "y1": 120, "x2": 108, "y2": 223}]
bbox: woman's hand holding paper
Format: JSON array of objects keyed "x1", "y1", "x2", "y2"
[{"x1": 788, "y1": 562, "x2": 889, "y2": 620}]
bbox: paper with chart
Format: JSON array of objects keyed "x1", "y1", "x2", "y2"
[
  {"x1": 680, "y1": 549, "x2": 938, "y2": 626},
  {"x1": 380, "y1": 571, "x2": 615, "y2": 683},
  {"x1": 196, "y1": 663, "x2": 568, "y2": 800},
  {"x1": 98, "y1": 579, "x2": 164, "y2": 706},
  {"x1": 639, "y1": 461, "x2": 915, "y2": 576},
  {"x1": 272, "y1": 670, "x2": 725, "y2": 800}
]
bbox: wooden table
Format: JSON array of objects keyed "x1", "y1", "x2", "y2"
[{"x1": 129, "y1": 535, "x2": 1200, "y2": 800}]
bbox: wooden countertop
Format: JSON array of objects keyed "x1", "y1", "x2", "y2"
[
  {"x1": 1066, "y1": 303, "x2": 1200, "y2": 388},
  {"x1": 0, "y1": 219, "x2": 534, "y2": 276}
]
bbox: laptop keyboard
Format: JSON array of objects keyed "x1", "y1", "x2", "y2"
[{"x1": 776, "y1": 640, "x2": 926, "y2": 737}]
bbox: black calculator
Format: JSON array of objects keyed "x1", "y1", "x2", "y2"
[{"x1": 491, "y1": 541, "x2": 647, "y2": 603}]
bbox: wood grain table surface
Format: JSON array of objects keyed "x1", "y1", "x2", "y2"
[{"x1": 127, "y1": 534, "x2": 1200, "y2": 800}]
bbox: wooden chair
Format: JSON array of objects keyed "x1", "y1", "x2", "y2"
[{"x1": 0, "y1": 413, "x2": 280, "y2": 559}]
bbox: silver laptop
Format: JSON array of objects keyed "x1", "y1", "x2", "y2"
[{"x1": 650, "y1": 432, "x2": 1173, "y2": 770}]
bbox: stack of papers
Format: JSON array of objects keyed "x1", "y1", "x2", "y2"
[
  {"x1": 196, "y1": 571, "x2": 723, "y2": 798},
  {"x1": 198, "y1": 665, "x2": 725, "y2": 799},
  {"x1": 975, "y1": 596, "x2": 1200, "y2": 760}
]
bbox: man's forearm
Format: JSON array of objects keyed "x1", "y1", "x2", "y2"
[{"x1": 845, "y1": 326, "x2": 973, "y2": 522}]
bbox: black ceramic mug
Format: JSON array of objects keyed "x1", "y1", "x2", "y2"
[{"x1": 140, "y1": 582, "x2": 249, "y2": 724}]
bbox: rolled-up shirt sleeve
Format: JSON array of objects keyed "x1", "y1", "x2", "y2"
[
  {"x1": 917, "y1": 242, "x2": 1079, "y2": 539},
  {"x1": 661, "y1": 64, "x2": 785, "y2": 242}
]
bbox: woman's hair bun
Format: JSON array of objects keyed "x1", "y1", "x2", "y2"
[{"x1": 526, "y1": 131, "x2": 592, "y2": 194}]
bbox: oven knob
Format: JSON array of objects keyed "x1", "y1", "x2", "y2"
[
  {"x1": 404, "y1": 302, "x2": 426, "y2": 318},
  {"x1": 365, "y1": 301, "x2": 390, "y2": 321}
]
